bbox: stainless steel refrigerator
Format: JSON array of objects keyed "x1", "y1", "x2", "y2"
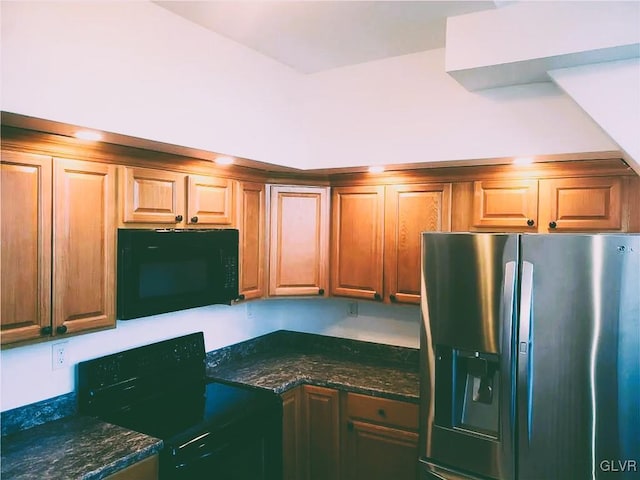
[{"x1": 419, "y1": 233, "x2": 639, "y2": 480}]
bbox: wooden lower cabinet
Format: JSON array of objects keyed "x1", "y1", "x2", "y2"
[
  {"x1": 282, "y1": 386, "x2": 419, "y2": 480},
  {"x1": 104, "y1": 454, "x2": 159, "y2": 480},
  {"x1": 343, "y1": 393, "x2": 419, "y2": 480}
]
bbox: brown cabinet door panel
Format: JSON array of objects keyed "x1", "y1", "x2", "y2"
[
  {"x1": 540, "y1": 176, "x2": 623, "y2": 231},
  {"x1": 237, "y1": 182, "x2": 265, "y2": 299},
  {"x1": 304, "y1": 385, "x2": 340, "y2": 480},
  {"x1": 331, "y1": 186, "x2": 384, "y2": 300},
  {"x1": 1, "y1": 152, "x2": 52, "y2": 344},
  {"x1": 270, "y1": 186, "x2": 329, "y2": 296},
  {"x1": 384, "y1": 183, "x2": 451, "y2": 304},
  {"x1": 54, "y1": 159, "x2": 115, "y2": 335},
  {"x1": 345, "y1": 421, "x2": 418, "y2": 480},
  {"x1": 121, "y1": 166, "x2": 185, "y2": 225},
  {"x1": 282, "y1": 387, "x2": 304, "y2": 480},
  {"x1": 187, "y1": 175, "x2": 234, "y2": 225},
  {"x1": 472, "y1": 179, "x2": 538, "y2": 230}
]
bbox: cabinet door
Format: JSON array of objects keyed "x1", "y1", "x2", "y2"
[
  {"x1": 384, "y1": 183, "x2": 451, "y2": 304},
  {"x1": 303, "y1": 385, "x2": 341, "y2": 480},
  {"x1": 237, "y1": 182, "x2": 265, "y2": 300},
  {"x1": 187, "y1": 175, "x2": 234, "y2": 225},
  {"x1": 1, "y1": 152, "x2": 52, "y2": 344},
  {"x1": 472, "y1": 179, "x2": 538, "y2": 230},
  {"x1": 539, "y1": 176, "x2": 623, "y2": 231},
  {"x1": 104, "y1": 454, "x2": 159, "y2": 480},
  {"x1": 120, "y1": 166, "x2": 185, "y2": 225},
  {"x1": 53, "y1": 159, "x2": 116, "y2": 335},
  {"x1": 282, "y1": 387, "x2": 304, "y2": 480},
  {"x1": 270, "y1": 186, "x2": 329, "y2": 296},
  {"x1": 344, "y1": 393, "x2": 419, "y2": 480},
  {"x1": 345, "y1": 422, "x2": 418, "y2": 480},
  {"x1": 331, "y1": 186, "x2": 384, "y2": 300}
]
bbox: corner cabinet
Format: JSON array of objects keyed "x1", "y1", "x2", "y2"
[
  {"x1": 269, "y1": 186, "x2": 330, "y2": 296},
  {"x1": 331, "y1": 183, "x2": 451, "y2": 303},
  {"x1": 119, "y1": 166, "x2": 234, "y2": 228},
  {"x1": 1, "y1": 152, "x2": 116, "y2": 346}
]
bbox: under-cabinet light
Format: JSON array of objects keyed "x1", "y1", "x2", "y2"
[
  {"x1": 513, "y1": 156, "x2": 534, "y2": 165},
  {"x1": 215, "y1": 156, "x2": 234, "y2": 165},
  {"x1": 368, "y1": 165, "x2": 385, "y2": 174},
  {"x1": 74, "y1": 130, "x2": 102, "y2": 141}
]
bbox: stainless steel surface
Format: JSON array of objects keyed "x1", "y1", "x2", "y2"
[
  {"x1": 517, "y1": 234, "x2": 640, "y2": 480},
  {"x1": 420, "y1": 233, "x2": 640, "y2": 480},
  {"x1": 420, "y1": 233, "x2": 517, "y2": 480}
]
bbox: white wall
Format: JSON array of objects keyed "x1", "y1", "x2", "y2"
[
  {"x1": 0, "y1": 1, "x2": 621, "y2": 171},
  {"x1": 548, "y1": 59, "x2": 640, "y2": 175},
  {"x1": 0, "y1": 298, "x2": 420, "y2": 412},
  {"x1": 298, "y1": 49, "x2": 617, "y2": 169},
  {"x1": 0, "y1": 1, "x2": 309, "y2": 168}
]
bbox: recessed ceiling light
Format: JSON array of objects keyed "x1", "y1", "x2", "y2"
[
  {"x1": 215, "y1": 156, "x2": 234, "y2": 165},
  {"x1": 74, "y1": 130, "x2": 102, "y2": 141},
  {"x1": 513, "y1": 156, "x2": 534, "y2": 165},
  {"x1": 368, "y1": 165, "x2": 385, "y2": 174}
]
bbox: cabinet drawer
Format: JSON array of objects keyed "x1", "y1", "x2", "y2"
[{"x1": 346, "y1": 393, "x2": 418, "y2": 431}]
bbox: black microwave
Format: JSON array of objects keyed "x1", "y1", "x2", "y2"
[{"x1": 117, "y1": 229, "x2": 239, "y2": 320}]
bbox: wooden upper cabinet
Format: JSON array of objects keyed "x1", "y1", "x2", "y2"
[
  {"x1": 186, "y1": 174, "x2": 234, "y2": 225},
  {"x1": 269, "y1": 186, "x2": 329, "y2": 296},
  {"x1": 121, "y1": 166, "x2": 185, "y2": 225},
  {"x1": 331, "y1": 186, "x2": 385, "y2": 300},
  {"x1": 384, "y1": 183, "x2": 451, "y2": 305},
  {"x1": 539, "y1": 176, "x2": 623, "y2": 232},
  {"x1": 237, "y1": 182, "x2": 265, "y2": 300},
  {"x1": 53, "y1": 159, "x2": 116, "y2": 335},
  {"x1": 1, "y1": 151, "x2": 52, "y2": 345},
  {"x1": 472, "y1": 179, "x2": 538, "y2": 230}
]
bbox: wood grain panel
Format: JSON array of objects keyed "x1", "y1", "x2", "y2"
[
  {"x1": 54, "y1": 159, "x2": 115, "y2": 335},
  {"x1": 384, "y1": 183, "x2": 451, "y2": 304},
  {"x1": 187, "y1": 174, "x2": 234, "y2": 225},
  {"x1": 237, "y1": 182, "x2": 265, "y2": 299},
  {"x1": 121, "y1": 166, "x2": 184, "y2": 224},
  {"x1": 282, "y1": 387, "x2": 304, "y2": 480},
  {"x1": 472, "y1": 179, "x2": 538, "y2": 230},
  {"x1": 270, "y1": 186, "x2": 329, "y2": 296},
  {"x1": 1, "y1": 151, "x2": 52, "y2": 344},
  {"x1": 303, "y1": 385, "x2": 340, "y2": 480},
  {"x1": 104, "y1": 454, "x2": 159, "y2": 480},
  {"x1": 345, "y1": 393, "x2": 419, "y2": 431},
  {"x1": 331, "y1": 186, "x2": 384, "y2": 300},
  {"x1": 540, "y1": 176, "x2": 622, "y2": 231}
]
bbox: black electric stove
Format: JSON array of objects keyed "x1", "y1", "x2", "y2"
[{"x1": 77, "y1": 332, "x2": 282, "y2": 480}]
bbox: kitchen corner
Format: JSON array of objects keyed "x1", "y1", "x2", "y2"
[{"x1": 1, "y1": 330, "x2": 419, "y2": 479}]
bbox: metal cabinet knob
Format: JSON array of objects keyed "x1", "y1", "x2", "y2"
[
  {"x1": 389, "y1": 294, "x2": 397, "y2": 303},
  {"x1": 191, "y1": 216, "x2": 199, "y2": 223},
  {"x1": 347, "y1": 421, "x2": 354, "y2": 432},
  {"x1": 56, "y1": 325, "x2": 68, "y2": 334},
  {"x1": 549, "y1": 221, "x2": 557, "y2": 229},
  {"x1": 41, "y1": 326, "x2": 52, "y2": 335},
  {"x1": 377, "y1": 408, "x2": 386, "y2": 418},
  {"x1": 175, "y1": 215, "x2": 183, "y2": 222},
  {"x1": 373, "y1": 292, "x2": 382, "y2": 301},
  {"x1": 318, "y1": 289, "x2": 325, "y2": 296},
  {"x1": 527, "y1": 219, "x2": 535, "y2": 227}
]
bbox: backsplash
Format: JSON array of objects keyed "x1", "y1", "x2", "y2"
[{"x1": 1, "y1": 298, "x2": 420, "y2": 413}]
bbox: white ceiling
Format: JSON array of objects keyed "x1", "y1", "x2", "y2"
[{"x1": 154, "y1": 1, "x2": 499, "y2": 73}]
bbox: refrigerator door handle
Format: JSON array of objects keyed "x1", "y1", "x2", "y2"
[{"x1": 518, "y1": 261, "x2": 534, "y2": 444}]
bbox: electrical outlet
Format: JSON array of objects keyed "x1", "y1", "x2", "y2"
[
  {"x1": 347, "y1": 301, "x2": 358, "y2": 317},
  {"x1": 52, "y1": 342, "x2": 68, "y2": 370}
]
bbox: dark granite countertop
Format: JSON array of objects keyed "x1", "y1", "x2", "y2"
[
  {"x1": 206, "y1": 331, "x2": 420, "y2": 403},
  {"x1": 1, "y1": 415, "x2": 162, "y2": 480}
]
